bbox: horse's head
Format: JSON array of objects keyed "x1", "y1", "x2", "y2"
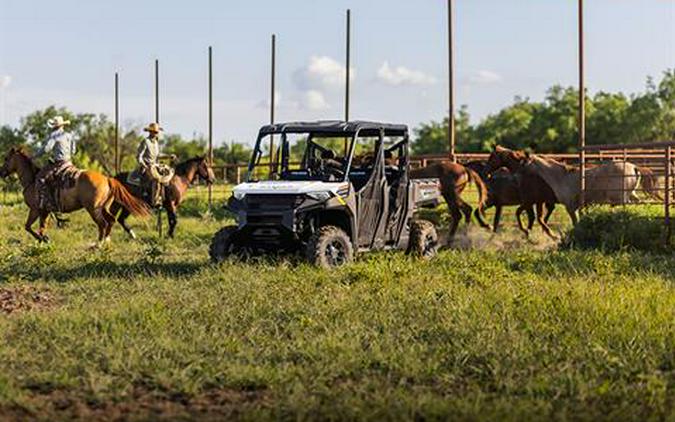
[
  {"x1": 195, "y1": 155, "x2": 216, "y2": 186},
  {"x1": 0, "y1": 147, "x2": 23, "y2": 178},
  {"x1": 486, "y1": 145, "x2": 529, "y2": 174}
]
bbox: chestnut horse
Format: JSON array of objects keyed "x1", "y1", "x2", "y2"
[
  {"x1": 111, "y1": 156, "x2": 215, "y2": 238},
  {"x1": 485, "y1": 147, "x2": 559, "y2": 238},
  {"x1": 465, "y1": 160, "x2": 554, "y2": 234},
  {"x1": 0, "y1": 148, "x2": 149, "y2": 244},
  {"x1": 410, "y1": 162, "x2": 490, "y2": 238}
]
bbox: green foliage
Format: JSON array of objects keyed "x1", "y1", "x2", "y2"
[
  {"x1": 413, "y1": 69, "x2": 675, "y2": 153},
  {"x1": 565, "y1": 206, "x2": 670, "y2": 253}
]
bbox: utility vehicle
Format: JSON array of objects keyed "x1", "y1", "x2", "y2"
[{"x1": 210, "y1": 121, "x2": 440, "y2": 267}]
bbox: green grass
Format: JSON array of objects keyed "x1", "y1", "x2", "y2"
[{"x1": 0, "y1": 194, "x2": 673, "y2": 421}]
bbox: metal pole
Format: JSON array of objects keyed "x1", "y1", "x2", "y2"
[
  {"x1": 208, "y1": 46, "x2": 213, "y2": 209},
  {"x1": 269, "y1": 34, "x2": 276, "y2": 176},
  {"x1": 448, "y1": 0, "x2": 456, "y2": 162},
  {"x1": 114, "y1": 72, "x2": 119, "y2": 174},
  {"x1": 155, "y1": 59, "x2": 162, "y2": 237},
  {"x1": 155, "y1": 59, "x2": 160, "y2": 123},
  {"x1": 666, "y1": 146, "x2": 671, "y2": 244},
  {"x1": 578, "y1": 0, "x2": 586, "y2": 210},
  {"x1": 345, "y1": 9, "x2": 351, "y2": 122}
]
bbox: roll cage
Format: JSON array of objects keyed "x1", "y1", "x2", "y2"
[{"x1": 247, "y1": 120, "x2": 410, "y2": 184}]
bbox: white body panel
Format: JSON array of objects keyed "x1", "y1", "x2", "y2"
[{"x1": 233, "y1": 181, "x2": 348, "y2": 196}]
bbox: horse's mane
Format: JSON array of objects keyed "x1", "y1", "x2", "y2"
[
  {"x1": 10, "y1": 148, "x2": 40, "y2": 173},
  {"x1": 174, "y1": 156, "x2": 205, "y2": 175}
]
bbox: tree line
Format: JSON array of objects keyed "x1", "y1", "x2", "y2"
[{"x1": 413, "y1": 69, "x2": 675, "y2": 154}]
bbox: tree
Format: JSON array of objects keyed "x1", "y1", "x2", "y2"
[{"x1": 412, "y1": 106, "x2": 474, "y2": 155}]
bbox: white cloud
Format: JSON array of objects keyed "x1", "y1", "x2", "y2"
[
  {"x1": 467, "y1": 70, "x2": 502, "y2": 85},
  {"x1": 256, "y1": 90, "x2": 283, "y2": 109},
  {"x1": 376, "y1": 62, "x2": 436, "y2": 86},
  {"x1": 0, "y1": 75, "x2": 11, "y2": 89},
  {"x1": 301, "y1": 90, "x2": 330, "y2": 111},
  {"x1": 293, "y1": 56, "x2": 354, "y2": 90}
]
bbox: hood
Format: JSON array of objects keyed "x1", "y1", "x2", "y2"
[{"x1": 233, "y1": 180, "x2": 348, "y2": 195}]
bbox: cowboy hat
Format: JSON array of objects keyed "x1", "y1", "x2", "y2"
[
  {"x1": 143, "y1": 122, "x2": 163, "y2": 133},
  {"x1": 47, "y1": 116, "x2": 71, "y2": 128}
]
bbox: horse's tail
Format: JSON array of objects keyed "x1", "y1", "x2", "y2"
[
  {"x1": 636, "y1": 166, "x2": 663, "y2": 201},
  {"x1": 466, "y1": 167, "x2": 488, "y2": 215},
  {"x1": 108, "y1": 178, "x2": 150, "y2": 217}
]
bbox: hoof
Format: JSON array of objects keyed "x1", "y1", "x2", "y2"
[
  {"x1": 40, "y1": 235, "x2": 50, "y2": 243},
  {"x1": 129, "y1": 230, "x2": 137, "y2": 240}
]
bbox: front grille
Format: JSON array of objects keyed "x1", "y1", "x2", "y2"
[
  {"x1": 246, "y1": 194, "x2": 303, "y2": 210},
  {"x1": 247, "y1": 215, "x2": 283, "y2": 225}
]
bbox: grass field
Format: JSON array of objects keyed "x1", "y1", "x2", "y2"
[{"x1": 0, "y1": 190, "x2": 673, "y2": 421}]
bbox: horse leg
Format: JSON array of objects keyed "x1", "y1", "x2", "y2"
[
  {"x1": 536, "y1": 203, "x2": 557, "y2": 239},
  {"x1": 543, "y1": 203, "x2": 555, "y2": 224},
  {"x1": 37, "y1": 211, "x2": 51, "y2": 243},
  {"x1": 461, "y1": 198, "x2": 490, "y2": 230},
  {"x1": 459, "y1": 200, "x2": 473, "y2": 225},
  {"x1": 86, "y1": 208, "x2": 108, "y2": 244},
  {"x1": 102, "y1": 208, "x2": 117, "y2": 241},
  {"x1": 167, "y1": 204, "x2": 178, "y2": 238},
  {"x1": 116, "y1": 208, "x2": 136, "y2": 239},
  {"x1": 492, "y1": 205, "x2": 502, "y2": 233},
  {"x1": 565, "y1": 204, "x2": 578, "y2": 225},
  {"x1": 24, "y1": 208, "x2": 44, "y2": 242},
  {"x1": 515, "y1": 205, "x2": 531, "y2": 237}
]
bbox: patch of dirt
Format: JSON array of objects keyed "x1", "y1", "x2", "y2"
[
  {"x1": 1, "y1": 387, "x2": 271, "y2": 421},
  {"x1": 439, "y1": 226, "x2": 560, "y2": 252},
  {"x1": 0, "y1": 286, "x2": 57, "y2": 315}
]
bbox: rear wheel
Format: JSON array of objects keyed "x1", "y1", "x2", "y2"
[
  {"x1": 209, "y1": 226, "x2": 239, "y2": 263},
  {"x1": 306, "y1": 226, "x2": 354, "y2": 268},
  {"x1": 407, "y1": 220, "x2": 438, "y2": 258}
]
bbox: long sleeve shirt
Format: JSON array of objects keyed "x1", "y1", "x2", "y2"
[
  {"x1": 137, "y1": 136, "x2": 161, "y2": 168},
  {"x1": 43, "y1": 129, "x2": 76, "y2": 162}
]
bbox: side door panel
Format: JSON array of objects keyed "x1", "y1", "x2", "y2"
[{"x1": 356, "y1": 133, "x2": 389, "y2": 248}]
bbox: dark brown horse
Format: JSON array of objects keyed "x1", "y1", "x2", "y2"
[
  {"x1": 111, "y1": 156, "x2": 215, "y2": 238},
  {"x1": 0, "y1": 148, "x2": 149, "y2": 244},
  {"x1": 465, "y1": 160, "x2": 555, "y2": 234},
  {"x1": 485, "y1": 146, "x2": 558, "y2": 238},
  {"x1": 410, "y1": 162, "x2": 491, "y2": 238}
]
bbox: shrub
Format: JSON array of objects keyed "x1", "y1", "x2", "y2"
[{"x1": 564, "y1": 205, "x2": 671, "y2": 253}]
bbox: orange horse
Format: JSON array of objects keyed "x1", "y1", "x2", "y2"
[{"x1": 0, "y1": 148, "x2": 149, "y2": 244}]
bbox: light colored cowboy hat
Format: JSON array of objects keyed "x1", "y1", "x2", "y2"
[
  {"x1": 143, "y1": 122, "x2": 164, "y2": 133},
  {"x1": 47, "y1": 116, "x2": 71, "y2": 128}
]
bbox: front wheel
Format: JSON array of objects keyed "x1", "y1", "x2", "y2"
[
  {"x1": 306, "y1": 226, "x2": 354, "y2": 268},
  {"x1": 209, "y1": 225, "x2": 239, "y2": 263},
  {"x1": 406, "y1": 220, "x2": 438, "y2": 259}
]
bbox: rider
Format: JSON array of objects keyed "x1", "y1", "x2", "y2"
[
  {"x1": 136, "y1": 122, "x2": 173, "y2": 207},
  {"x1": 35, "y1": 116, "x2": 76, "y2": 211}
]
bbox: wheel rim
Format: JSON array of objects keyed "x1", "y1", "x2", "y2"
[
  {"x1": 422, "y1": 234, "x2": 436, "y2": 257},
  {"x1": 325, "y1": 240, "x2": 347, "y2": 266}
]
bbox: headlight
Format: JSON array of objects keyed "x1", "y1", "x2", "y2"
[
  {"x1": 306, "y1": 191, "x2": 331, "y2": 202},
  {"x1": 232, "y1": 191, "x2": 246, "y2": 200}
]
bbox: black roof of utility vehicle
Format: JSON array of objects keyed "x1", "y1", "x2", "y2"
[{"x1": 258, "y1": 120, "x2": 409, "y2": 137}]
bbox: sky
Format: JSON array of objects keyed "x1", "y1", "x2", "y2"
[{"x1": 0, "y1": 0, "x2": 673, "y2": 146}]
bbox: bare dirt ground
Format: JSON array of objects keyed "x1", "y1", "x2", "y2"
[
  {"x1": 1, "y1": 388, "x2": 270, "y2": 421},
  {"x1": 0, "y1": 286, "x2": 56, "y2": 315}
]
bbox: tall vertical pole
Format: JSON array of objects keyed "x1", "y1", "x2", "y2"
[
  {"x1": 269, "y1": 34, "x2": 276, "y2": 175},
  {"x1": 114, "y1": 72, "x2": 119, "y2": 174},
  {"x1": 578, "y1": 0, "x2": 586, "y2": 208},
  {"x1": 154, "y1": 59, "x2": 162, "y2": 237},
  {"x1": 448, "y1": 0, "x2": 456, "y2": 161},
  {"x1": 345, "y1": 9, "x2": 351, "y2": 122},
  {"x1": 155, "y1": 59, "x2": 160, "y2": 124},
  {"x1": 208, "y1": 46, "x2": 213, "y2": 209}
]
